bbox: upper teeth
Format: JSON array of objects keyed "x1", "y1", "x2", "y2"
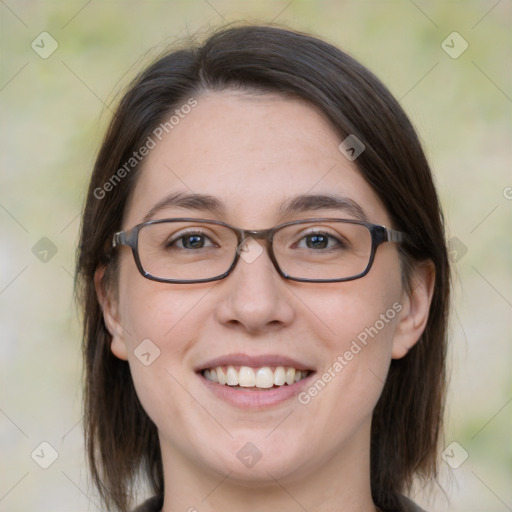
[{"x1": 203, "y1": 366, "x2": 309, "y2": 388}]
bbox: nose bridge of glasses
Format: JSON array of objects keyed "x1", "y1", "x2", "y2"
[
  {"x1": 224, "y1": 233, "x2": 288, "y2": 291},
  {"x1": 241, "y1": 227, "x2": 274, "y2": 243},
  {"x1": 234, "y1": 228, "x2": 275, "y2": 259},
  {"x1": 232, "y1": 228, "x2": 277, "y2": 271}
]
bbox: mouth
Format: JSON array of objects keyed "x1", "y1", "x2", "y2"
[
  {"x1": 201, "y1": 365, "x2": 313, "y2": 390},
  {"x1": 195, "y1": 354, "x2": 316, "y2": 408}
]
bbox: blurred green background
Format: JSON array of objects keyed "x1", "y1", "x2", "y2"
[{"x1": 1, "y1": 1, "x2": 511, "y2": 510}]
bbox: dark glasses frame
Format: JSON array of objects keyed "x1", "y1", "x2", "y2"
[{"x1": 112, "y1": 218, "x2": 406, "y2": 284}]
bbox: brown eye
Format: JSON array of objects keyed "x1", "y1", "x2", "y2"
[{"x1": 166, "y1": 231, "x2": 215, "y2": 250}]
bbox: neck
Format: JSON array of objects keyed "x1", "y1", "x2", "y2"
[{"x1": 159, "y1": 422, "x2": 378, "y2": 512}]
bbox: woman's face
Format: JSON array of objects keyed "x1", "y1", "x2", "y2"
[{"x1": 104, "y1": 91, "x2": 414, "y2": 486}]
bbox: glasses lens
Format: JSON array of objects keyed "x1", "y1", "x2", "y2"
[
  {"x1": 273, "y1": 221, "x2": 372, "y2": 280},
  {"x1": 138, "y1": 221, "x2": 238, "y2": 281}
]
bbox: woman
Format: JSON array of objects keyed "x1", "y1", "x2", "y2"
[{"x1": 76, "y1": 25, "x2": 450, "y2": 512}]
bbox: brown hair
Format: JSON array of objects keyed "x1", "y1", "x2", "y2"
[{"x1": 76, "y1": 24, "x2": 450, "y2": 512}]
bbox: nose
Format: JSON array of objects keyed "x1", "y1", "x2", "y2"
[{"x1": 213, "y1": 238, "x2": 295, "y2": 334}]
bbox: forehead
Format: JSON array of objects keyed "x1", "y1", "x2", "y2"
[{"x1": 124, "y1": 91, "x2": 389, "y2": 227}]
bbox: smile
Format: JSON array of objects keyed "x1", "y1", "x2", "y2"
[{"x1": 203, "y1": 365, "x2": 312, "y2": 390}]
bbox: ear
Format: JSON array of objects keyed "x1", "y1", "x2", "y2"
[
  {"x1": 392, "y1": 260, "x2": 435, "y2": 359},
  {"x1": 94, "y1": 266, "x2": 128, "y2": 361}
]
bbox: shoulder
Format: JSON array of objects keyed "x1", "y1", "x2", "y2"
[
  {"x1": 132, "y1": 495, "x2": 164, "y2": 512},
  {"x1": 380, "y1": 495, "x2": 427, "y2": 512},
  {"x1": 134, "y1": 494, "x2": 425, "y2": 512},
  {"x1": 398, "y1": 495, "x2": 427, "y2": 512}
]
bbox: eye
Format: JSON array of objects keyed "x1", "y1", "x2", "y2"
[
  {"x1": 168, "y1": 231, "x2": 216, "y2": 250},
  {"x1": 296, "y1": 232, "x2": 343, "y2": 250}
]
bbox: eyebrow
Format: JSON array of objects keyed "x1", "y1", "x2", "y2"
[{"x1": 142, "y1": 191, "x2": 367, "y2": 223}]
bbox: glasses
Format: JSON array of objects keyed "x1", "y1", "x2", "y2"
[{"x1": 112, "y1": 218, "x2": 406, "y2": 284}]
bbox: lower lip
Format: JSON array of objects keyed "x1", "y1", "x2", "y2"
[{"x1": 198, "y1": 372, "x2": 315, "y2": 409}]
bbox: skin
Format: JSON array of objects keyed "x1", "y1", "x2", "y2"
[{"x1": 97, "y1": 91, "x2": 435, "y2": 512}]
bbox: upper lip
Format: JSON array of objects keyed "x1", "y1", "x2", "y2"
[{"x1": 196, "y1": 353, "x2": 315, "y2": 372}]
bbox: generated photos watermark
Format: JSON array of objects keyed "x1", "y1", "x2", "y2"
[
  {"x1": 134, "y1": 338, "x2": 161, "y2": 366},
  {"x1": 298, "y1": 302, "x2": 402, "y2": 405},
  {"x1": 31, "y1": 441, "x2": 59, "y2": 469},
  {"x1": 441, "y1": 31, "x2": 468, "y2": 59},
  {"x1": 93, "y1": 97, "x2": 198, "y2": 200},
  {"x1": 441, "y1": 441, "x2": 469, "y2": 469},
  {"x1": 237, "y1": 441, "x2": 263, "y2": 468},
  {"x1": 338, "y1": 134, "x2": 365, "y2": 161}
]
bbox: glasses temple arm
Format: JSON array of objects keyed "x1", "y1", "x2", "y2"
[
  {"x1": 385, "y1": 227, "x2": 406, "y2": 243},
  {"x1": 112, "y1": 231, "x2": 127, "y2": 247}
]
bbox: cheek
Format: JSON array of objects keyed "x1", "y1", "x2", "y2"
[
  {"x1": 117, "y1": 253, "x2": 209, "y2": 345},
  {"x1": 295, "y1": 251, "x2": 403, "y2": 418},
  {"x1": 303, "y1": 283, "x2": 400, "y2": 393},
  {"x1": 321, "y1": 287, "x2": 401, "y2": 362},
  {"x1": 115, "y1": 262, "x2": 207, "y2": 395},
  {"x1": 116, "y1": 282, "x2": 211, "y2": 435},
  {"x1": 304, "y1": 251, "x2": 402, "y2": 357}
]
